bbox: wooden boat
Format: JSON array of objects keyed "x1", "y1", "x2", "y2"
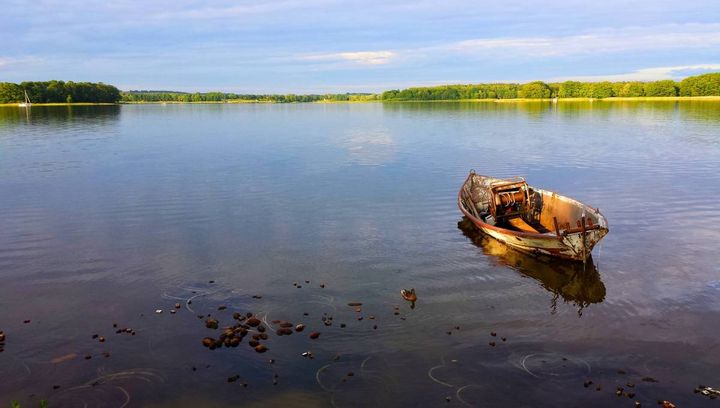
[{"x1": 458, "y1": 170, "x2": 608, "y2": 261}]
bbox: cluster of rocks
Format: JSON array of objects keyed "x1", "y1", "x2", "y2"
[
  {"x1": 200, "y1": 311, "x2": 316, "y2": 354},
  {"x1": 112, "y1": 323, "x2": 136, "y2": 336},
  {"x1": 581, "y1": 372, "x2": 671, "y2": 407}
]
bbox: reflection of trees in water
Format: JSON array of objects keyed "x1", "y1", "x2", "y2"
[
  {"x1": 458, "y1": 217, "x2": 606, "y2": 316},
  {"x1": 0, "y1": 105, "x2": 121, "y2": 127}
]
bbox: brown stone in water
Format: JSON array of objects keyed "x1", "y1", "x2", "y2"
[
  {"x1": 489, "y1": 342, "x2": 496, "y2": 347},
  {"x1": 309, "y1": 332, "x2": 321, "y2": 339},
  {"x1": 98, "y1": 336, "x2": 105, "y2": 343},
  {"x1": 230, "y1": 337, "x2": 240, "y2": 347},
  {"x1": 102, "y1": 351, "x2": 110, "y2": 358},
  {"x1": 357, "y1": 316, "x2": 363, "y2": 321},
  {"x1": 23, "y1": 320, "x2": 31, "y2": 324},
  {"x1": 246, "y1": 317, "x2": 261, "y2": 327},
  {"x1": 490, "y1": 332, "x2": 497, "y2": 337},
  {"x1": 255, "y1": 344, "x2": 268, "y2": 353},
  {"x1": 218, "y1": 305, "x2": 227, "y2": 311},
  {"x1": 295, "y1": 324, "x2": 305, "y2": 332},
  {"x1": 257, "y1": 325, "x2": 266, "y2": 333},
  {"x1": 228, "y1": 374, "x2": 240, "y2": 383},
  {"x1": 279, "y1": 322, "x2": 293, "y2": 328},
  {"x1": 354, "y1": 307, "x2": 362, "y2": 313},
  {"x1": 252, "y1": 334, "x2": 261, "y2": 341},
  {"x1": 259, "y1": 333, "x2": 268, "y2": 340},
  {"x1": 348, "y1": 302, "x2": 362, "y2": 307},
  {"x1": 501, "y1": 337, "x2": 507, "y2": 342},
  {"x1": 205, "y1": 318, "x2": 219, "y2": 329},
  {"x1": 249, "y1": 340, "x2": 259, "y2": 347},
  {"x1": 233, "y1": 312, "x2": 242, "y2": 320},
  {"x1": 175, "y1": 303, "x2": 181, "y2": 309},
  {"x1": 202, "y1": 337, "x2": 215, "y2": 348},
  {"x1": 276, "y1": 328, "x2": 293, "y2": 336}
]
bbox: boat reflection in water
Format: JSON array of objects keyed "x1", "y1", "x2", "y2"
[{"x1": 458, "y1": 217, "x2": 606, "y2": 316}]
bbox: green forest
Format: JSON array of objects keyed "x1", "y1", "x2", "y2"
[
  {"x1": 1, "y1": 73, "x2": 718, "y2": 104},
  {"x1": 380, "y1": 72, "x2": 720, "y2": 100},
  {"x1": 120, "y1": 91, "x2": 378, "y2": 103},
  {"x1": 0, "y1": 81, "x2": 121, "y2": 103}
]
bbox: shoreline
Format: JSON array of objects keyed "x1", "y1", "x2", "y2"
[{"x1": 1, "y1": 96, "x2": 719, "y2": 107}]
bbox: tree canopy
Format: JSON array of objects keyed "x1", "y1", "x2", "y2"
[
  {"x1": 380, "y1": 73, "x2": 720, "y2": 100},
  {"x1": 2, "y1": 73, "x2": 718, "y2": 104},
  {"x1": 0, "y1": 81, "x2": 121, "y2": 103}
]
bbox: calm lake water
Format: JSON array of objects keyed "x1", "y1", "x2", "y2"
[{"x1": 1, "y1": 101, "x2": 719, "y2": 407}]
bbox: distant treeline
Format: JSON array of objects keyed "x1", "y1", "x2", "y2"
[
  {"x1": 121, "y1": 91, "x2": 379, "y2": 103},
  {"x1": 2, "y1": 73, "x2": 718, "y2": 104},
  {"x1": 0, "y1": 81, "x2": 121, "y2": 103},
  {"x1": 381, "y1": 72, "x2": 720, "y2": 100}
]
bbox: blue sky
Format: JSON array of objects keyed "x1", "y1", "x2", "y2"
[{"x1": 2, "y1": 0, "x2": 719, "y2": 93}]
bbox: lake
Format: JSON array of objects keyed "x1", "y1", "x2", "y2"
[{"x1": 1, "y1": 101, "x2": 719, "y2": 407}]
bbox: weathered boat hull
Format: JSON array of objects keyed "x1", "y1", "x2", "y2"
[{"x1": 458, "y1": 172, "x2": 608, "y2": 261}]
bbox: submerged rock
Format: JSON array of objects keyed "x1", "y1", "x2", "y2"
[
  {"x1": 309, "y1": 332, "x2": 321, "y2": 339},
  {"x1": 295, "y1": 324, "x2": 305, "y2": 332},
  {"x1": 276, "y1": 328, "x2": 293, "y2": 336},
  {"x1": 205, "y1": 318, "x2": 219, "y2": 329},
  {"x1": 246, "y1": 317, "x2": 261, "y2": 327},
  {"x1": 255, "y1": 344, "x2": 268, "y2": 353}
]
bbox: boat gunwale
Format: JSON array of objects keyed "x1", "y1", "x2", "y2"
[{"x1": 457, "y1": 172, "x2": 608, "y2": 240}]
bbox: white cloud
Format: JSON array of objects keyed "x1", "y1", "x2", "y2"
[
  {"x1": 302, "y1": 51, "x2": 397, "y2": 66},
  {"x1": 444, "y1": 24, "x2": 720, "y2": 57},
  {"x1": 549, "y1": 64, "x2": 720, "y2": 82},
  {"x1": 296, "y1": 23, "x2": 720, "y2": 69}
]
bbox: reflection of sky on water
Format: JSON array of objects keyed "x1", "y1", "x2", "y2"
[
  {"x1": 341, "y1": 128, "x2": 395, "y2": 166},
  {"x1": 0, "y1": 102, "x2": 719, "y2": 406}
]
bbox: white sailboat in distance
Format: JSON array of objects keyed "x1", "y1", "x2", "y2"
[{"x1": 18, "y1": 90, "x2": 32, "y2": 107}]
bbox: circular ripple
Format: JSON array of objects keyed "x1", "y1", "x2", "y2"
[{"x1": 517, "y1": 353, "x2": 590, "y2": 379}]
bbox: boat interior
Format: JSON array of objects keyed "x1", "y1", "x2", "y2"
[{"x1": 461, "y1": 174, "x2": 603, "y2": 236}]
